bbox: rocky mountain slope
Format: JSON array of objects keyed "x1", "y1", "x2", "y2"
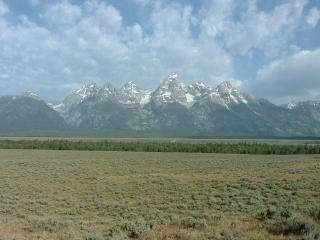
[
  {"x1": 0, "y1": 94, "x2": 67, "y2": 135},
  {"x1": 1, "y1": 73, "x2": 320, "y2": 137}
]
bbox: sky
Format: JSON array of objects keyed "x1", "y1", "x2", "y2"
[{"x1": 0, "y1": 0, "x2": 319, "y2": 104}]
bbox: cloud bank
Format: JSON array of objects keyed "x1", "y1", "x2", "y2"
[
  {"x1": 0, "y1": 0, "x2": 319, "y2": 103},
  {"x1": 249, "y1": 49, "x2": 320, "y2": 103}
]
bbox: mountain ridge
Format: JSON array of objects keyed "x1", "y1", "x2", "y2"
[
  {"x1": 1, "y1": 73, "x2": 319, "y2": 137},
  {"x1": 50, "y1": 73, "x2": 254, "y2": 111}
]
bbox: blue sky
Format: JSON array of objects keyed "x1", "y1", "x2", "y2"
[{"x1": 0, "y1": 0, "x2": 319, "y2": 104}]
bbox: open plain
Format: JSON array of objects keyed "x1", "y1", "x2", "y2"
[{"x1": 0, "y1": 149, "x2": 319, "y2": 239}]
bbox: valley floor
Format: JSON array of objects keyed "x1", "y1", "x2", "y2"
[{"x1": 0, "y1": 150, "x2": 319, "y2": 239}]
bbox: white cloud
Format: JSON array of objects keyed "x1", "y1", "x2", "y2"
[
  {"x1": 137, "y1": 2, "x2": 232, "y2": 86},
  {"x1": 83, "y1": 0, "x2": 122, "y2": 32},
  {"x1": 201, "y1": 0, "x2": 307, "y2": 57},
  {"x1": 0, "y1": 0, "x2": 317, "y2": 101},
  {"x1": 199, "y1": 0, "x2": 235, "y2": 38},
  {"x1": 0, "y1": 0, "x2": 235, "y2": 99},
  {"x1": 248, "y1": 49, "x2": 320, "y2": 103},
  {"x1": 306, "y1": 7, "x2": 320, "y2": 28},
  {"x1": 44, "y1": 0, "x2": 82, "y2": 26}
]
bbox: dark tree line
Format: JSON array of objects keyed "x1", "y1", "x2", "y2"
[{"x1": 0, "y1": 139, "x2": 319, "y2": 155}]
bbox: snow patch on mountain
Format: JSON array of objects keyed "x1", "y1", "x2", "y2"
[
  {"x1": 75, "y1": 84, "x2": 98, "y2": 100},
  {"x1": 48, "y1": 102, "x2": 66, "y2": 112},
  {"x1": 208, "y1": 81, "x2": 252, "y2": 108},
  {"x1": 151, "y1": 73, "x2": 199, "y2": 107},
  {"x1": 285, "y1": 100, "x2": 320, "y2": 110},
  {"x1": 188, "y1": 82, "x2": 211, "y2": 99},
  {"x1": 140, "y1": 92, "x2": 151, "y2": 105},
  {"x1": 119, "y1": 81, "x2": 151, "y2": 105},
  {"x1": 283, "y1": 102, "x2": 297, "y2": 109},
  {"x1": 185, "y1": 93, "x2": 194, "y2": 103},
  {"x1": 23, "y1": 91, "x2": 40, "y2": 100},
  {"x1": 47, "y1": 74, "x2": 257, "y2": 114}
]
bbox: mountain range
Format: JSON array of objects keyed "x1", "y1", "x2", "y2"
[{"x1": 1, "y1": 73, "x2": 319, "y2": 137}]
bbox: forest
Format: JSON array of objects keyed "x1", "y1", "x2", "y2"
[{"x1": 0, "y1": 139, "x2": 319, "y2": 154}]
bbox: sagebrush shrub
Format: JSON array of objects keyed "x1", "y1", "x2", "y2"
[
  {"x1": 105, "y1": 226, "x2": 130, "y2": 240},
  {"x1": 255, "y1": 206, "x2": 276, "y2": 220},
  {"x1": 180, "y1": 217, "x2": 207, "y2": 229},
  {"x1": 218, "y1": 223, "x2": 243, "y2": 240},
  {"x1": 114, "y1": 218, "x2": 151, "y2": 239},
  {"x1": 266, "y1": 212, "x2": 315, "y2": 235},
  {"x1": 303, "y1": 232, "x2": 320, "y2": 240}
]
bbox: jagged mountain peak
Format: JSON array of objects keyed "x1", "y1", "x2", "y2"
[
  {"x1": 309, "y1": 101, "x2": 320, "y2": 108},
  {"x1": 23, "y1": 91, "x2": 40, "y2": 100},
  {"x1": 99, "y1": 82, "x2": 117, "y2": 98},
  {"x1": 283, "y1": 102, "x2": 297, "y2": 109},
  {"x1": 121, "y1": 81, "x2": 140, "y2": 93},
  {"x1": 216, "y1": 81, "x2": 234, "y2": 93},
  {"x1": 189, "y1": 81, "x2": 209, "y2": 90},
  {"x1": 119, "y1": 81, "x2": 150, "y2": 105},
  {"x1": 77, "y1": 83, "x2": 98, "y2": 91},
  {"x1": 151, "y1": 73, "x2": 191, "y2": 105},
  {"x1": 160, "y1": 73, "x2": 184, "y2": 87},
  {"x1": 51, "y1": 75, "x2": 262, "y2": 112},
  {"x1": 188, "y1": 82, "x2": 210, "y2": 99},
  {"x1": 286, "y1": 100, "x2": 320, "y2": 110},
  {"x1": 123, "y1": 80, "x2": 136, "y2": 86},
  {"x1": 206, "y1": 81, "x2": 252, "y2": 107},
  {"x1": 3, "y1": 72, "x2": 320, "y2": 137},
  {"x1": 167, "y1": 72, "x2": 179, "y2": 81},
  {"x1": 75, "y1": 83, "x2": 98, "y2": 98},
  {"x1": 61, "y1": 83, "x2": 99, "y2": 111},
  {"x1": 194, "y1": 81, "x2": 207, "y2": 88}
]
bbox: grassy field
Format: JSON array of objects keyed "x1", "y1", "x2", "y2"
[{"x1": 0, "y1": 149, "x2": 319, "y2": 239}]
